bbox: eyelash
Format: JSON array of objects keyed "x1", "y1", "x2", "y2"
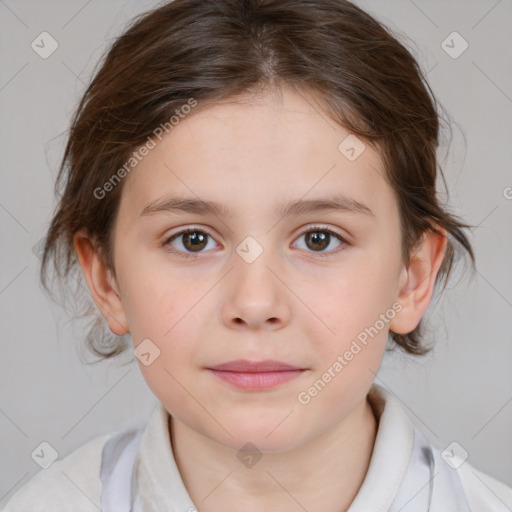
[{"x1": 162, "y1": 225, "x2": 348, "y2": 261}]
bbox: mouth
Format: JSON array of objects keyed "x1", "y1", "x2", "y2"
[{"x1": 206, "y1": 359, "x2": 307, "y2": 390}]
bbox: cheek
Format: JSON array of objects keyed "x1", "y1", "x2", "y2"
[
  {"x1": 305, "y1": 263, "x2": 395, "y2": 337},
  {"x1": 296, "y1": 279, "x2": 389, "y2": 412},
  {"x1": 131, "y1": 300, "x2": 199, "y2": 408},
  {"x1": 292, "y1": 259, "x2": 397, "y2": 390},
  {"x1": 136, "y1": 352, "x2": 200, "y2": 426},
  {"x1": 116, "y1": 250, "x2": 179, "y2": 335}
]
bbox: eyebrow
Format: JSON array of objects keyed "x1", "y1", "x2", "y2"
[{"x1": 140, "y1": 193, "x2": 375, "y2": 219}]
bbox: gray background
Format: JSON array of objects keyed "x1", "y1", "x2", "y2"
[{"x1": 1, "y1": 0, "x2": 511, "y2": 506}]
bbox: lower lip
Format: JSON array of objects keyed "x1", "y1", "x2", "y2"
[{"x1": 208, "y1": 369, "x2": 305, "y2": 390}]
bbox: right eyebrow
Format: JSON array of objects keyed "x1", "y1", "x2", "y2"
[{"x1": 140, "y1": 196, "x2": 232, "y2": 218}]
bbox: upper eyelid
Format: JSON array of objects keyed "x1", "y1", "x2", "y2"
[{"x1": 166, "y1": 225, "x2": 216, "y2": 241}]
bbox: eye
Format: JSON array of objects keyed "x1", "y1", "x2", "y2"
[
  {"x1": 292, "y1": 226, "x2": 347, "y2": 257},
  {"x1": 163, "y1": 225, "x2": 348, "y2": 261},
  {"x1": 163, "y1": 227, "x2": 219, "y2": 260}
]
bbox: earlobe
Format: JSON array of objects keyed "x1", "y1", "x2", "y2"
[
  {"x1": 73, "y1": 230, "x2": 130, "y2": 336},
  {"x1": 389, "y1": 227, "x2": 448, "y2": 335}
]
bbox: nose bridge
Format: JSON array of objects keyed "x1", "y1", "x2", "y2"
[
  {"x1": 233, "y1": 232, "x2": 279, "y2": 297},
  {"x1": 220, "y1": 232, "x2": 290, "y2": 330}
]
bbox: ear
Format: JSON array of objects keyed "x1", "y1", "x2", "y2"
[
  {"x1": 73, "y1": 229, "x2": 129, "y2": 336},
  {"x1": 389, "y1": 226, "x2": 448, "y2": 335}
]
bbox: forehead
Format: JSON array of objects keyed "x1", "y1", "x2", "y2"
[{"x1": 118, "y1": 88, "x2": 396, "y2": 225}]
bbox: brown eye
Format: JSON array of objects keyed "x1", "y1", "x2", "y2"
[
  {"x1": 293, "y1": 227, "x2": 346, "y2": 256},
  {"x1": 305, "y1": 231, "x2": 330, "y2": 251},
  {"x1": 164, "y1": 228, "x2": 218, "y2": 259},
  {"x1": 181, "y1": 231, "x2": 208, "y2": 252}
]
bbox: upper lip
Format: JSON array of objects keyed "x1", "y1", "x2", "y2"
[{"x1": 207, "y1": 359, "x2": 304, "y2": 372}]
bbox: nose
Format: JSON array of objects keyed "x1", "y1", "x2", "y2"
[{"x1": 220, "y1": 249, "x2": 291, "y2": 332}]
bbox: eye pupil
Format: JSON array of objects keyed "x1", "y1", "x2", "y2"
[
  {"x1": 306, "y1": 231, "x2": 330, "y2": 251},
  {"x1": 184, "y1": 231, "x2": 207, "y2": 251}
]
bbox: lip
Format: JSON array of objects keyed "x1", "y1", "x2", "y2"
[
  {"x1": 208, "y1": 359, "x2": 304, "y2": 372},
  {"x1": 206, "y1": 359, "x2": 307, "y2": 390}
]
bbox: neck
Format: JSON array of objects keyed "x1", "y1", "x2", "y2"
[{"x1": 169, "y1": 396, "x2": 378, "y2": 512}]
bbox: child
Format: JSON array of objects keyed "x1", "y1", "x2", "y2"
[{"x1": 3, "y1": 0, "x2": 511, "y2": 510}]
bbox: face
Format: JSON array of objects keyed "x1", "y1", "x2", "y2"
[{"x1": 103, "y1": 87, "x2": 411, "y2": 451}]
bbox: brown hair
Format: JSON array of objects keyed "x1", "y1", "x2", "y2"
[{"x1": 40, "y1": 0, "x2": 475, "y2": 362}]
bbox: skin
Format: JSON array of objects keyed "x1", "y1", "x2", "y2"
[{"x1": 74, "y1": 86, "x2": 447, "y2": 512}]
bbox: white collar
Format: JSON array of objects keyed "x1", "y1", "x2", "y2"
[
  {"x1": 135, "y1": 383, "x2": 414, "y2": 511},
  {"x1": 348, "y1": 383, "x2": 414, "y2": 511}
]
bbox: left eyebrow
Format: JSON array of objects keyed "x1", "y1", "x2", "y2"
[
  {"x1": 139, "y1": 193, "x2": 375, "y2": 219},
  {"x1": 276, "y1": 193, "x2": 375, "y2": 219}
]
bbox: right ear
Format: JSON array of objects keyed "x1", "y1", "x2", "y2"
[{"x1": 73, "y1": 229, "x2": 129, "y2": 336}]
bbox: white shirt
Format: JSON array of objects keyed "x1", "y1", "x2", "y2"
[{"x1": 2, "y1": 383, "x2": 512, "y2": 511}]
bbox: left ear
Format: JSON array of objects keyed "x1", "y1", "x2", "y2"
[{"x1": 389, "y1": 226, "x2": 448, "y2": 335}]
